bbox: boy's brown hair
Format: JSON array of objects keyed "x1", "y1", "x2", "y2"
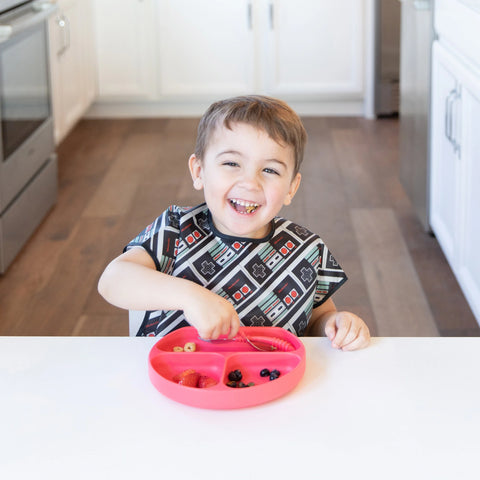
[{"x1": 194, "y1": 95, "x2": 307, "y2": 175}]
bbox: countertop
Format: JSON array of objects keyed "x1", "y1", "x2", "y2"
[{"x1": 1, "y1": 336, "x2": 479, "y2": 479}]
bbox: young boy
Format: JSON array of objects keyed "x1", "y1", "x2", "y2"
[{"x1": 98, "y1": 95, "x2": 370, "y2": 351}]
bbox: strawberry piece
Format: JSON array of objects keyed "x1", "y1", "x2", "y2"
[
  {"x1": 197, "y1": 375, "x2": 217, "y2": 388},
  {"x1": 173, "y1": 368, "x2": 196, "y2": 383},
  {"x1": 178, "y1": 371, "x2": 200, "y2": 388}
]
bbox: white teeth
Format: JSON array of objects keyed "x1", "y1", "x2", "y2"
[
  {"x1": 230, "y1": 199, "x2": 259, "y2": 214},
  {"x1": 230, "y1": 199, "x2": 259, "y2": 208}
]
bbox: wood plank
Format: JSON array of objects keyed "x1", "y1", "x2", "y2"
[
  {"x1": 350, "y1": 207, "x2": 439, "y2": 336},
  {"x1": 395, "y1": 205, "x2": 479, "y2": 335},
  {"x1": 82, "y1": 133, "x2": 167, "y2": 218},
  {"x1": 71, "y1": 314, "x2": 128, "y2": 336},
  {"x1": 4, "y1": 216, "x2": 122, "y2": 335}
]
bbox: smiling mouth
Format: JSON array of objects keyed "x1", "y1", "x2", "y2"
[{"x1": 229, "y1": 199, "x2": 260, "y2": 214}]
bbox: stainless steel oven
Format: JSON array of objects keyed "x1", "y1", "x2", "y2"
[{"x1": 0, "y1": 0, "x2": 57, "y2": 273}]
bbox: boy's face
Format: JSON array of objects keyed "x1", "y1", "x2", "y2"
[{"x1": 189, "y1": 122, "x2": 301, "y2": 239}]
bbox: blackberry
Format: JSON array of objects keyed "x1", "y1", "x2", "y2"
[
  {"x1": 228, "y1": 369, "x2": 242, "y2": 382},
  {"x1": 226, "y1": 380, "x2": 237, "y2": 388},
  {"x1": 260, "y1": 368, "x2": 270, "y2": 377}
]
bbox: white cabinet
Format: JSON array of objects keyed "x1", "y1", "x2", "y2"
[
  {"x1": 157, "y1": 0, "x2": 254, "y2": 98},
  {"x1": 156, "y1": 0, "x2": 364, "y2": 100},
  {"x1": 48, "y1": 0, "x2": 95, "y2": 144},
  {"x1": 430, "y1": 40, "x2": 480, "y2": 322},
  {"x1": 457, "y1": 65, "x2": 480, "y2": 324},
  {"x1": 92, "y1": 0, "x2": 366, "y2": 113},
  {"x1": 92, "y1": 0, "x2": 157, "y2": 100},
  {"x1": 429, "y1": 43, "x2": 461, "y2": 267},
  {"x1": 263, "y1": 0, "x2": 364, "y2": 99}
]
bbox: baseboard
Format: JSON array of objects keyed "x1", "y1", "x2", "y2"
[{"x1": 85, "y1": 99, "x2": 367, "y2": 118}]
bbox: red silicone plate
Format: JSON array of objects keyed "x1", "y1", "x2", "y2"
[{"x1": 148, "y1": 326, "x2": 306, "y2": 409}]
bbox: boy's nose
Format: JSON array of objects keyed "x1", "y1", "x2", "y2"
[{"x1": 238, "y1": 170, "x2": 261, "y2": 190}]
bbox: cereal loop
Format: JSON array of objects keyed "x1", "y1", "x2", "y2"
[{"x1": 184, "y1": 342, "x2": 196, "y2": 352}]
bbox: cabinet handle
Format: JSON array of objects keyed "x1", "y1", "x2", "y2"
[
  {"x1": 452, "y1": 87, "x2": 462, "y2": 157},
  {"x1": 63, "y1": 14, "x2": 71, "y2": 52},
  {"x1": 444, "y1": 87, "x2": 462, "y2": 157},
  {"x1": 269, "y1": 3, "x2": 274, "y2": 29},
  {"x1": 444, "y1": 89, "x2": 455, "y2": 145},
  {"x1": 56, "y1": 15, "x2": 66, "y2": 56},
  {"x1": 247, "y1": 2, "x2": 252, "y2": 30},
  {"x1": 56, "y1": 14, "x2": 70, "y2": 56}
]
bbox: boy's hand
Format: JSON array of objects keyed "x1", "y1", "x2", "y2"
[
  {"x1": 324, "y1": 311, "x2": 370, "y2": 351},
  {"x1": 183, "y1": 287, "x2": 241, "y2": 340}
]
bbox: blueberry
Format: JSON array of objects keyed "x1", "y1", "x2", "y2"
[
  {"x1": 228, "y1": 369, "x2": 242, "y2": 382},
  {"x1": 269, "y1": 369, "x2": 281, "y2": 381},
  {"x1": 260, "y1": 368, "x2": 270, "y2": 377}
]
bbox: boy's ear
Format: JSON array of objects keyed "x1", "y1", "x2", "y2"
[
  {"x1": 284, "y1": 173, "x2": 302, "y2": 206},
  {"x1": 188, "y1": 154, "x2": 204, "y2": 190}
]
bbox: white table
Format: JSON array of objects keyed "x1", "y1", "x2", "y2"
[{"x1": 1, "y1": 337, "x2": 479, "y2": 480}]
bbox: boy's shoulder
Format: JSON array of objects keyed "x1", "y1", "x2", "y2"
[
  {"x1": 163, "y1": 203, "x2": 207, "y2": 225},
  {"x1": 149, "y1": 203, "x2": 206, "y2": 223},
  {"x1": 128, "y1": 204, "x2": 208, "y2": 245}
]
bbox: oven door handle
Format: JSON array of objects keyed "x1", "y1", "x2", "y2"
[{"x1": 0, "y1": 2, "x2": 57, "y2": 44}]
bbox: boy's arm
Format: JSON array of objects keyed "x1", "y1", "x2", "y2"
[
  {"x1": 97, "y1": 247, "x2": 240, "y2": 339},
  {"x1": 306, "y1": 298, "x2": 370, "y2": 351}
]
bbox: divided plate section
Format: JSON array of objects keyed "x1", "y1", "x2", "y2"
[
  {"x1": 149, "y1": 351, "x2": 226, "y2": 391},
  {"x1": 152, "y1": 326, "x2": 303, "y2": 354},
  {"x1": 223, "y1": 352, "x2": 302, "y2": 386}
]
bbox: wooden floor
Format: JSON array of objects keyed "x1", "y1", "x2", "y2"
[{"x1": 1, "y1": 117, "x2": 478, "y2": 337}]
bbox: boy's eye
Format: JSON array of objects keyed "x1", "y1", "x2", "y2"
[
  {"x1": 222, "y1": 161, "x2": 239, "y2": 167},
  {"x1": 263, "y1": 167, "x2": 279, "y2": 175}
]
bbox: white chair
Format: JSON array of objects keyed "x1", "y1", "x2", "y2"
[{"x1": 128, "y1": 310, "x2": 145, "y2": 336}]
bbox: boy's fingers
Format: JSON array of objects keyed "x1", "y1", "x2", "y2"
[
  {"x1": 331, "y1": 315, "x2": 352, "y2": 348},
  {"x1": 228, "y1": 322, "x2": 240, "y2": 339},
  {"x1": 323, "y1": 311, "x2": 370, "y2": 351},
  {"x1": 219, "y1": 322, "x2": 231, "y2": 337},
  {"x1": 197, "y1": 327, "x2": 214, "y2": 340},
  {"x1": 324, "y1": 315, "x2": 337, "y2": 340},
  {"x1": 214, "y1": 317, "x2": 237, "y2": 339},
  {"x1": 338, "y1": 323, "x2": 361, "y2": 348},
  {"x1": 341, "y1": 331, "x2": 370, "y2": 351}
]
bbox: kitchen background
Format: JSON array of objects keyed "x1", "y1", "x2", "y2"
[{"x1": 0, "y1": 0, "x2": 479, "y2": 337}]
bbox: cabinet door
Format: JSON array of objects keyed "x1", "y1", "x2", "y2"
[
  {"x1": 457, "y1": 63, "x2": 480, "y2": 321},
  {"x1": 429, "y1": 42, "x2": 462, "y2": 267},
  {"x1": 157, "y1": 0, "x2": 254, "y2": 98},
  {"x1": 262, "y1": 0, "x2": 364, "y2": 97},
  {"x1": 49, "y1": 0, "x2": 95, "y2": 143},
  {"x1": 93, "y1": 0, "x2": 156, "y2": 99}
]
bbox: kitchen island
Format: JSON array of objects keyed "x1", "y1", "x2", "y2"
[{"x1": 1, "y1": 336, "x2": 479, "y2": 479}]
